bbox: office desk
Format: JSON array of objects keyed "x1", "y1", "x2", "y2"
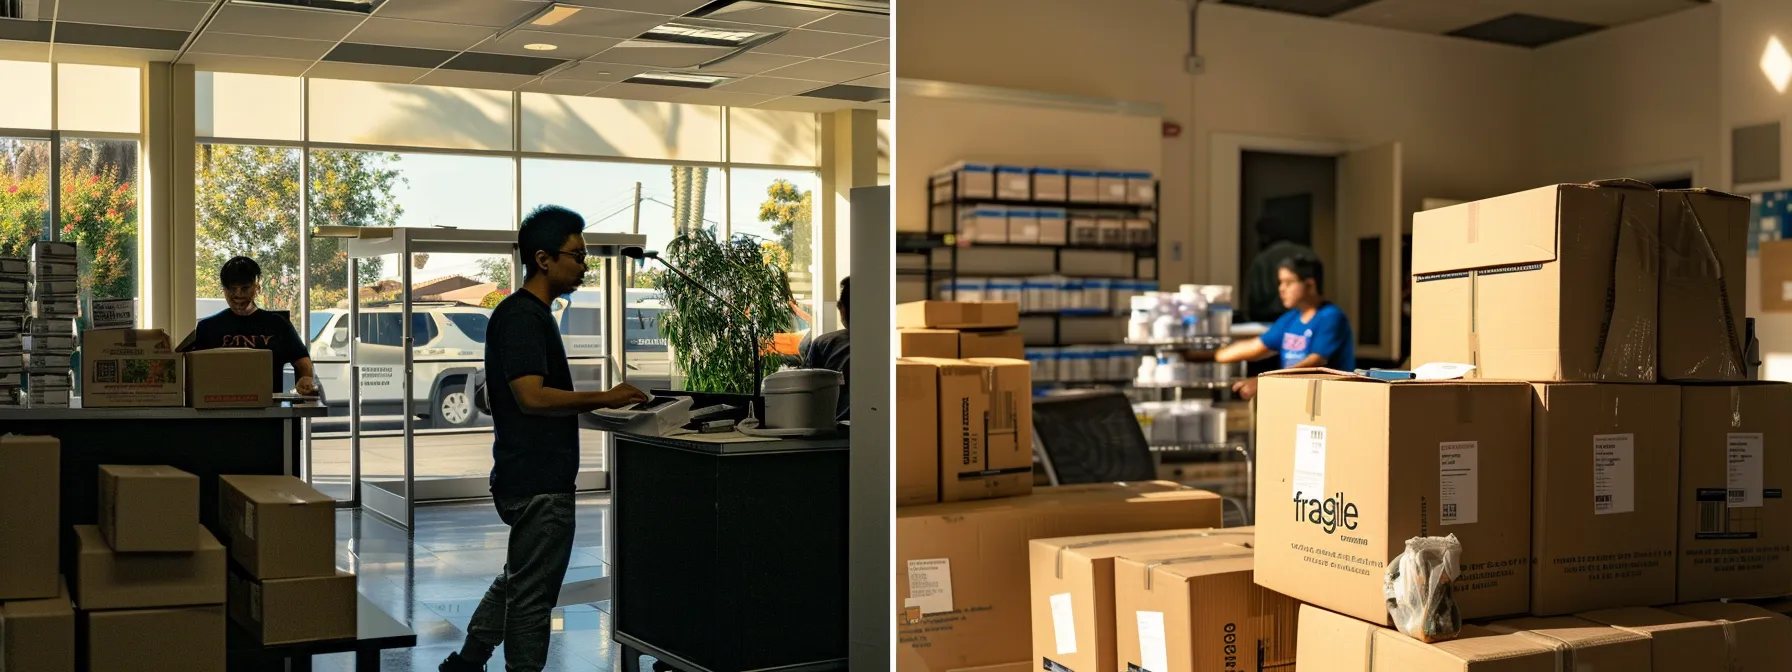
[{"x1": 612, "y1": 432, "x2": 849, "y2": 672}]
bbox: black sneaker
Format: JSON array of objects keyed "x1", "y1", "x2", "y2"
[{"x1": 439, "y1": 652, "x2": 484, "y2": 672}]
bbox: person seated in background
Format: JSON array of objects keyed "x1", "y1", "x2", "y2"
[
  {"x1": 801, "y1": 276, "x2": 850, "y2": 420},
  {"x1": 1200, "y1": 254, "x2": 1354, "y2": 400},
  {"x1": 177, "y1": 256, "x2": 316, "y2": 396}
]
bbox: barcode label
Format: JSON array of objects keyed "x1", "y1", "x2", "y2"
[
  {"x1": 1443, "y1": 503, "x2": 1457, "y2": 518},
  {"x1": 1292, "y1": 425, "x2": 1327, "y2": 499},
  {"x1": 1700, "y1": 501, "x2": 1726, "y2": 534}
]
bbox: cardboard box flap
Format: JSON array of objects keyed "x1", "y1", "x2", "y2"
[
  {"x1": 1413, "y1": 184, "x2": 1564, "y2": 275},
  {"x1": 220, "y1": 475, "x2": 335, "y2": 506},
  {"x1": 1666, "y1": 602, "x2": 1787, "y2": 625},
  {"x1": 1661, "y1": 187, "x2": 1748, "y2": 199},
  {"x1": 100, "y1": 464, "x2": 191, "y2": 479},
  {"x1": 1131, "y1": 547, "x2": 1254, "y2": 588},
  {"x1": 1587, "y1": 178, "x2": 1655, "y2": 191},
  {"x1": 89, "y1": 328, "x2": 175, "y2": 351},
  {"x1": 1035, "y1": 528, "x2": 1245, "y2": 578}
]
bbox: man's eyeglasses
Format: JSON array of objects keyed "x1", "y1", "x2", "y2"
[{"x1": 554, "y1": 249, "x2": 590, "y2": 265}]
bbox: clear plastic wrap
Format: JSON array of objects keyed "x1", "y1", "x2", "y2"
[{"x1": 1383, "y1": 534, "x2": 1463, "y2": 643}]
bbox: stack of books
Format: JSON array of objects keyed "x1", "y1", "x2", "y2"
[
  {"x1": 0, "y1": 257, "x2": 25, "y2": 407},
  {"x1": 26, "y1": 241, "x2": 77, "y2": 408}
]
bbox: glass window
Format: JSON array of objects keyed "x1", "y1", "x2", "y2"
[
  {"x1": 729, "y1": 108, "x2": 818, "y2": 167},
  {"x1": 444, "y1": 312, "x2": 488, "y2": 343},
  {"x1": 520, "y1": 93, "x2": 722, "y2": 161},
  {"x1": 0, "y1": 138, "x2": 51, "y2": 256},
  {"x1": 389, "y1": 154, "x2": 514, "y2": 230},
  {"x1": 877, "y1": 117, "x2": 892, "y2": 175},
  {"x1": 195, "y1": 144, "x2": 303, "y2": 331},
  {"x1": 60, "y1": 138, "x2": 139, "y2": 312},
  {"x1": 522, "y1": 158, "x2": 722, "y2": 279},
  {"x1": 0, "y1": 61, "x2": 51, "y2": 130},
  {"x1": 58, "y1": 64, "x2": 141, "y2": 134},
  {"x1": 731, "y1": 167, "x2": 818, "y2": 335},
  {"x1": 195, "y1": 72, "x2": 302, "y2": 141},
  {"x1": 308, "y1": 79, "x2": 511, "y2": 152},
  {"x1": 306, "y1": 149, "x2": 403, "y2": 327}
]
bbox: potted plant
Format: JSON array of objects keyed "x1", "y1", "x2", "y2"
[{"x1": 656, "y1": 229, "x2": 793, "y2": 394}]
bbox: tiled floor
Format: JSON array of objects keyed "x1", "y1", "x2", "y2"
[{"x1": 308, "y1": 494, "x2": 631, "y2": 672}]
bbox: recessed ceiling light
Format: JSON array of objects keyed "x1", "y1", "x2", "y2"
[
  {"x1": 531, "y1": 4, "x2": 582, "y2": 26},
  {"x1": 524, "y1": 43, "x2": 558, "y2": 51},
  {"x1": 626, "y1": 71, "x2": 734, "y2": 88},
  {"x1": 643, "y1": 22, "x2": 773, "y2": 47}
]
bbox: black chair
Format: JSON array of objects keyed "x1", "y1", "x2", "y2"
[{"x1": 1031, "y1": 390, "x2": 1157, "y2": 485}]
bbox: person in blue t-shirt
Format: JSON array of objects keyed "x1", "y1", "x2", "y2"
[{"x1": 1204, "y1": 254, "x2": 1355, "y2": 399}]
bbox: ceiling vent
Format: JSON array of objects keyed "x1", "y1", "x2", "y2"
[
  {"x1": 624, "y1": 71, "x2": 736, "y2": 89},
  {"x1": 640, "y1": 21, "x2": 783, "y2": 48},
  {"x1": 229, "y1": 0, "x2": 380, "y2": 15}
]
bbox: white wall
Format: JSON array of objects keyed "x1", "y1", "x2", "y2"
[{"x1": 1719, "y1": 0, "x2": 1792, "y2": 373}]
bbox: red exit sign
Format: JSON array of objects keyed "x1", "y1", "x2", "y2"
[{"x1": 1163, "y1": 121, "x2": 1182, "y2": 138}]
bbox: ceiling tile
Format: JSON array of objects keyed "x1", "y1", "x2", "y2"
[
  {"x1": 714, "y1": 75, "x2": 827, "y2": 95},
  {"x1": 519, "y1": 78, "x2": 604, "y2": 96},
  {"x1": 413, "y1": 70, "x2": 538, "y2": 91},
  {"x1": 347, "y1": 17, "x2": 496, "y2": 52},
  {"x1": 44, "y1": 43, "x2": 180, "y2": 67},
  {"x1": 441, "y1": 51, "x2": 568, "y2": 75},
  {"x1": 1219, "y1": 0, "x2": 1378, "y2": 18},
  {"x1": 752, "y1": 95, "x2": 852, "y2": 113},
  {"x1": 303, "y1": 61, "x2": 435, "y2": 85},
  {"x1": 374, "y1": 0, "x2": 543, "y2": 28},
  {"x1": 801, "y1": 12, "x2": 888, "y2": 38},
  {"x1": 590, "y1": 42, "x2": 732, "y2": 67},
  {"x1": 700, "y1": 50, "x2": 806, "y2": 74},
  {"x1": 55, "y1": 22, "x2": 190, "y2": 51},
  {"x1": 181, "y1": 53, "x2": 315, "y2": 78},
  {"x1": 550, "y1": 60, "x2": 656, "y2": 82},
  {"x1": 0, "y1": 21, "x2": 52, "y2": 43},
  {"x1": 761, "y1": 57, "x2": 882, "y2": 82},
  {"x1": 1447, "y1": 13, "x2": 1603, "y2": 48},
  {"x1": 690, "y1": 3, "x2": 836, "y2": 28},
  {"x1": 1334, "y1": 0, "x2": 1506, "y2": 34},
  {"x1": 560, "y1": 0, "x2": 711, "y2": 14},
  {"x1": 189, "y1": 32, "x2": 337, "y2": 61},
  {"x1": 674, "y1": 90, "x2": 775, "y2": 106},
  {"x1": 1516, "y1": 0, "x2": 1699, "y2": 28},
  {"x1": 589, "y1": 82, "x2": 693, "y2": 103},
  {"x1": 207, "y1": 3, "x2": 364, "y2": 41},
  {"x1": 0, "y1": 39, "x2": 50, "y2": 61},
  {"x1": 325, "y1": 42, "x2": 458, "y2": 69},
  {"x1": 526, "y1": 8, "x2": 677, "y2": 39},
  {"x1": 824, "y1": 39, "x2": 885, "y2": 64},
  {"x1": 55, "y1": 0, "x2": 210, "y2": 32},
  {"x1": 798, "y1": 83, "x2": 885, "y2": 102},
  {"x1": 847, "y1": 71, "x2": 887, "y2": 88},
  {"x1": 485, "y1": 29, "x2": 622, "y2": 61},
  {"x1": 752, "y1": 28, "x2": 878, "y2": 58}
]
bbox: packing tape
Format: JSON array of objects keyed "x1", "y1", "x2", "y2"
[
  {"x1": 1508, "y1": 630, "x2": 1577, "y2": 672},
  {"x1": 1719, "y1": 620, "x2": 1741, "y2": 672},
  {"x1": 1732, "y1": 387, "x2": 1744, "y2": 429},
  {"x1": 1456, "y1": 386, "x2": 1473, "y2": 425},
  {"x1": 1141, "y1": 550, "x2": 1253, "y2": 590},
  {"x1": 1466, "y1": 202, "x2": 1480, "y2": 245},
  {"x1": 1362, "y1": 624, "x2": 1378, "y2": 672},
  {"x1": 1304, "y1": 379, "x2": 1321, "y2": 420},
  {"x1": 1052, "y1": 530, "x2": 1247, "y2": 579}
]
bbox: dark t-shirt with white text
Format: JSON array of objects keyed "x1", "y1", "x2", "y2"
[{"x1": 181, "y1": 309, "x2": 309, "y2": 391}]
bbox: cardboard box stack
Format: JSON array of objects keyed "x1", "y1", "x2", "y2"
[
  {"x1": 896, "y1": 300, "x2": 1032, "y2": 506},
  {"x1": 74, "y1": 464, "x2": 225, "y2": 672},
  {"x1": 218, "y1": 475, "x2": 355, "y2": 645},
  {"x1": 0, "y1": 434, "x2": 70, "y2": 671},
  {"x1": 897, "y1": 482, "x2": 1223, "y2": 672},
  {"x1": 27, "y1": 241, "x2": 76, "y2": 408},
  {"x1": 0, "y1": 257, "x2": 24, "y2": 406}
]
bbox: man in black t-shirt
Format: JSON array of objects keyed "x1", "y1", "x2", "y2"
[
  {"x1": 802, "y1": 276, "x2": 850, "y2": 420},
  {"x1": 441, "y1": 206, "x2": 645, "y2": 672},
  {"x1": 177, "y1": 256, "x2": 316, "y2": 395}
]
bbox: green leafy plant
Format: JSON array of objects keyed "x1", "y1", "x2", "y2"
[{"x1": 657, "y1": 229, "x2": 793, "y2": 394}]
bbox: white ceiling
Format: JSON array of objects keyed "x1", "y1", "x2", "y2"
[
  {"x1": 1224, "y1": 0, "x2": 1706, "y2": 47},
  {"x1": 0, "y1": 0, "x2": 890, "y2": 114}
]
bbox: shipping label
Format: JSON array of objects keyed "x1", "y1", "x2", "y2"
[
  {"x1": 1049, "y1": 592, "x2": 1077, "y2": 655},
  {"x1": 1292, "y1": 424, "x2": 1326, "y2": 500},
  {"x1": 1593, "y1": 434, "x2": 1635, "y2": 515},
  {"x1": 904, "y1": 558, "x2": 953, "y2": 616},
  {"x1": 1728, "y1": 433, "x2": 1765, "y2": 509},
  {"x1": 1440, "y1": 441, "x2": 1478, "y2": 525}
]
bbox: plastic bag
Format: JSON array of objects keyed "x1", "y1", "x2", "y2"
[{"x1": 1384, "y1": 534, "x2": 1463, "y2": 642}]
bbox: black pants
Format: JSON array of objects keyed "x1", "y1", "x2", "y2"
[{"x1": 459, "y1": 493, "x2": 576, "y2": 672}]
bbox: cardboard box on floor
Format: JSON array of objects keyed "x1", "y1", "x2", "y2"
[
  {"x1": 73, "y1": 524, "x2": 225, "y2": 610},
  {"x1": 1253, "y1": 370, "x2": 1533, "y2": 623},
  {"x1": 898, "y1": 301, "x2": 1021, "y2": 330},
  {"x1": 1297, "y1": 604, "x2": 1562, "y2": 671},
  {"x1": 1028, "y1": 528, "x2": 1254, "y2": 672},
  {"x1": 1411, "y1": 180, "x2": 1659, "y2": 382},
  {"x1": 1579, "y1": 607, "x2": 1739, "y2": 672},
  {"x1": 1677, "y1": 383, "x2": 1792, "y2": 602},
  {"x1": 896, "y1": 359, "x2": 941, "y2": 506},
  {"x1": 84, "y1": 605, "x2": 224, "y2": 672},
  {"x1": 1664, "y1": 602, "x2": 1792, "y2": 670},
  {"x1": 218, "y1": 475, "x2": 337, "y2": 580},
  {"x1": 1482, "y1": 616, "x2": 1652, "y2": 668},
  {"x1": 227, "y1": 569, "x2": 357, "y2": 645},
  {"x1": 81, "y1": 329, "x2": 184, "y2": 407},
  {"x1": 1659, "y1": 189, "x2": 1750, "y2": 382},
  {"x1": 1113, "y1": 544, "x2": 1301, "y2": 672},
  {"x1": 0, "y1": 577, "x2": 74, "y2": 672},
  {"x1": 1530, "y1": 383, "x2": 1680, "y2": 615},
  {"x1": 901, "y1": 329, "x2": 961, "y2": 359},
  {"x1": 98, "y1": 464, "x2": 200, "y2": 552},
  {"x1": 904, "y1": 358, "x2": 1032, "y2": 503},
  {"x1": 185, "y1": 348, "x2": 272, "y2": 408},
  {"x1": 896, "y1": 482, "x2": 1223, "y2": 672},
  {"x1": 0, "y1": 435, "x2": 58, "y2": 600}
]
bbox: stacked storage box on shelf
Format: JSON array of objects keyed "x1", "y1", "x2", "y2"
[
  {"x1": 217, "y1": 475, "x2": 356, "y2": 646},
  {"x1": 27, "y1": 241, "x2": 76, "y2": 408}
]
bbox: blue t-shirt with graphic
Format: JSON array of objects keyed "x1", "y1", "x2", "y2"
[{"x1": 1260, "y1": 302, "x2": 1355, "y2": 371}]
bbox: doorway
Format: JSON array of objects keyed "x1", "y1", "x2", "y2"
[{"x1": 1238, "y1": 151, "x2": 1338, "y2": 326}]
